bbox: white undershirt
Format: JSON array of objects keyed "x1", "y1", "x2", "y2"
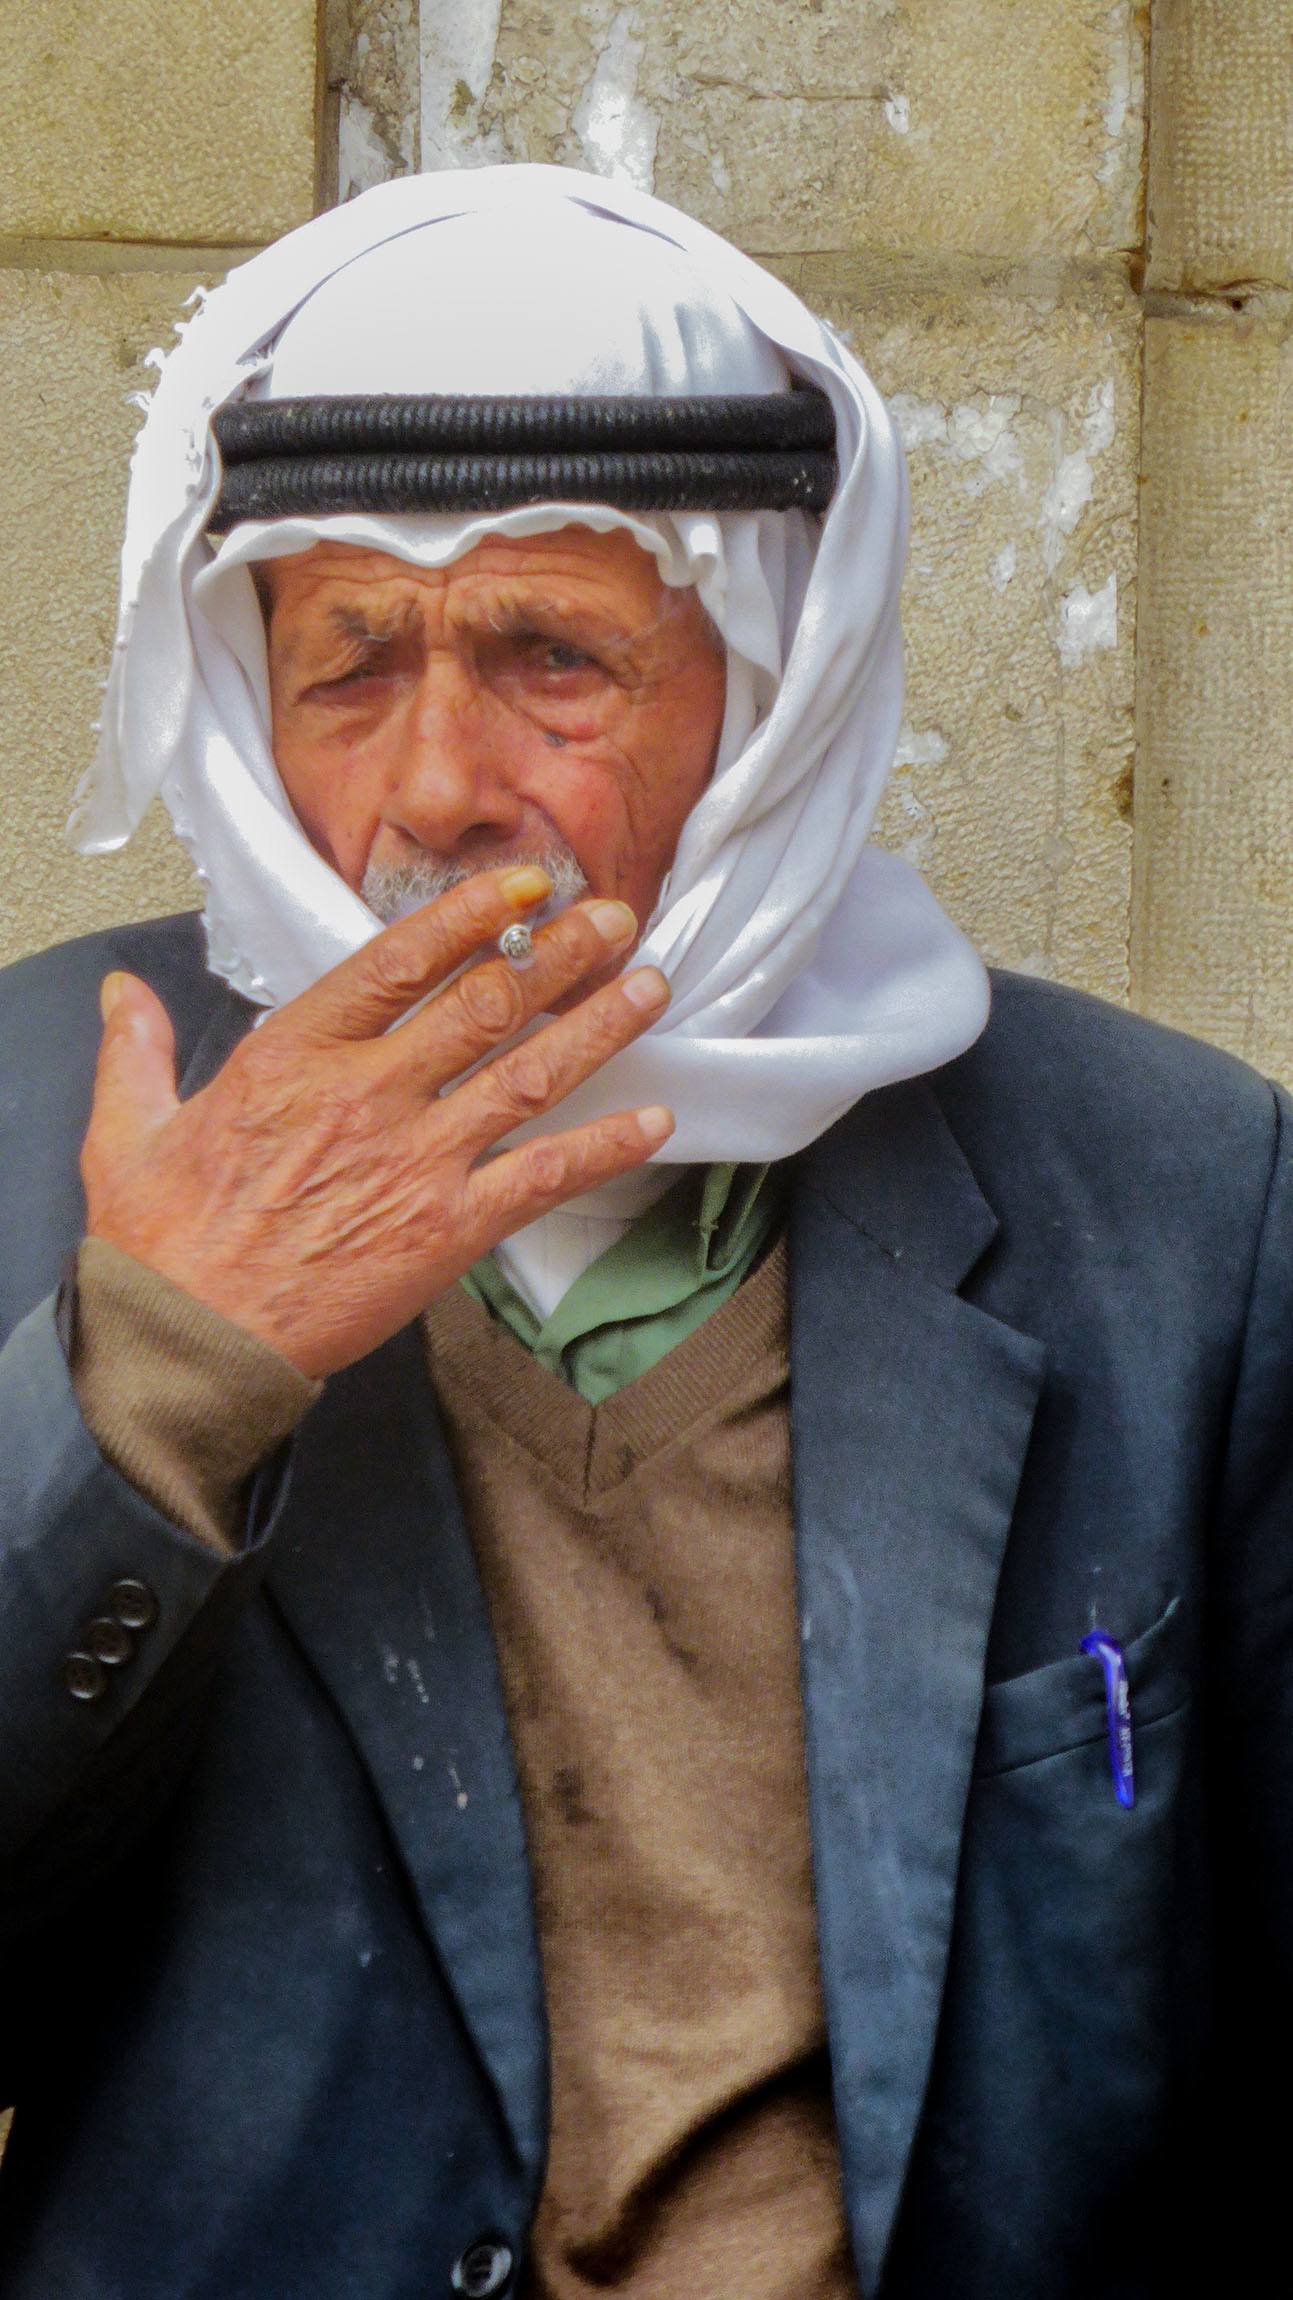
[{"x1": 492, "y1": 1165, "x2": 681, "y2": 1323}]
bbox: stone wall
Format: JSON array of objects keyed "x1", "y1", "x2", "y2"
[
  {"x1": 3, "y1": 1, "x2": 1292, "y2": 1086},
  {"x1": 0, "y1": 0, "x2": 318, "y2": 961},
  {"x1": 1135, "y1": 2, "x2": 1293, "y2": 1073}
]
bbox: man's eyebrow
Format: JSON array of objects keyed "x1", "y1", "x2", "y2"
[
  {"x1": 319, "y1": 600, "x2": 421, "y2": 646},
  {"x1": 475, "y1": 590, "x2": 610, "y2": 630},
  {"x1": 276, "y1": 598, "x2": 422, "y2": 682},
  {"x1": 476, "y1": 594, "x2": 666, "y2": 655}
]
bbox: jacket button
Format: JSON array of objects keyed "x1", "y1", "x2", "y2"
[
  {"x1": 62, "y1": 1651, "x2": 107, "y2": 1702},
  {"x1": 81, "y1": 1615, "x2": 134, "y2": 1667},
  {"x1": 451, "y1": 2239, "x2": 514, "y2": 2296},
  {"x1": 106, "y1": 1578, "x2": 158, "y2": 1631}
]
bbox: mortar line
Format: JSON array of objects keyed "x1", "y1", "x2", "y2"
[
  {"x1": 0, "y1": 237, "x2": 263, "y2": 275},
  {"x1": 1125, "y1": 0, "x2": 1158, "y2": 1013}
]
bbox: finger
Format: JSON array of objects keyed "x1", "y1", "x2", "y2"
[
  {"x1": 390, "y1": 896, "x2": 643, "y2": 1095},
  {"x1": 272, "y1": 864, "x2": 555, "y2": 1047},
  {"x1": 463, "y1": 1105, "x2": 676, "y2": 1246},
  {"x1": 438, "y1": 963, "x2": 671, "y2": 1156},
  {"x1": 87, "y1": 972, "x2": 179, "y2": 1148}
]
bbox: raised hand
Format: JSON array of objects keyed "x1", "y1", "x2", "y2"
[{"x1": 81, "y1": 866, "x2": 672, "y2": 1379}]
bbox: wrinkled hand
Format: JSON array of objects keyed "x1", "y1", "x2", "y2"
[{"x1": 81, "y1": 867, "x2": 672, "y2": 1379}]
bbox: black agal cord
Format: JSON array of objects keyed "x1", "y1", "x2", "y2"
[{"x1": 208, "y1": 391, "x2": 837, "y2": 530}]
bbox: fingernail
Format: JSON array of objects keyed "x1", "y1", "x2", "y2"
[
  {"x1": 622, "y1": 967, "x2": 669, "y2": 1010},
  {"x1": 588, "y1": 899, "x2": 638, "y2": 945},
  {"x1": 100, "y1": 971, "x2": 125, "y2": 1022},
  {"x1": 499, "y1": 865, "x2": 552, "y2": 905},
  {"x1": 637, "y1": 1106, "x2": 675, "y2": 1145}
]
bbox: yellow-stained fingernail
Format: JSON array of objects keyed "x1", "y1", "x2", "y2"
[
  {"x1": 588, "y1": 899, "x2": 638, "y2": 945},
  {"x1": 499, "y1": 865, "x2": 553, "y2": 906},
  {"x1": 100, "y1": 971, "x2": 125, "y2": 1022},
  {"x1": 622, "y1": 967, "x2": 669, "y2": 1010},
  {"x1": 638, "y1": 1106, "x2": 675, "y2": 1145}
]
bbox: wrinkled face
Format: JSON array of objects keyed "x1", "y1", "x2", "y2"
[{"x1": 258, "y1": 526, "x2": 727, "y2": 947}]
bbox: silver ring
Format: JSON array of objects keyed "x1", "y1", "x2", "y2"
[{"x1": 498, "y1": 922, "x2": 534, "y2": 967}]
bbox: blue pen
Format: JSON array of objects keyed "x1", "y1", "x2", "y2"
[{"x1": 1080, "y1": 1629, "x2": 1135, "y2": 1808}]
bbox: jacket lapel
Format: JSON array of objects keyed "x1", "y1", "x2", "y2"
[
  {"x1": 264, "y1": 1330, "x2": 549, "y2": 2191},
  {"x1": 789, "y1": 1082, "x2": 1045, "y2": 2295},
  {"x1": 177, "y1": 987, "x2": 548, "y2": 2192}
]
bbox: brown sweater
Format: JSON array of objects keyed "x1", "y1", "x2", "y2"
[
  {"x1": 423, "y1": 1240, "x2": 857, "y2": 2298},
  {"x1": 70, "y1": 1237, "x2": 859, "y2": 2297}
]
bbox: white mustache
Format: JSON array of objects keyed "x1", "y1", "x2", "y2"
[{"x1": 360, "y1": 845, "x2": 590, "y2": 928}]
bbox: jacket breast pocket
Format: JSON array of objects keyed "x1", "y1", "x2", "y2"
[
  {"x1": 972, "y1": 1593, "x2": 1189, "y2": 1781},
  {"x1": 920, "y1": 1595, "x2": 1197, "y2": 2267}
]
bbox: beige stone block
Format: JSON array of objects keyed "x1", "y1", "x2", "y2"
[
  {"x1": 792, "y1": 264, "x2": 1140, "y2": 1001},
  {"x1": 443, "y1": 0, "x2": 1147, "y2": 261},
  {"x1": 0, "y1": 0, "x2": 318, "y2": 243},
  {"x1": 1132, "y1": 314, "x2": 1293, "y2": 1082},
  {"x1": 0, "y1": 267, "x2": 203, "y2": 972},
  {"x1": 1148, "y1": 0, "x2": 1293, "y2": 294}
]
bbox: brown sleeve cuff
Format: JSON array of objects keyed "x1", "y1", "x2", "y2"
[{"x1": 69, "y1": 1236, "x2": 323, "y2": 1556}]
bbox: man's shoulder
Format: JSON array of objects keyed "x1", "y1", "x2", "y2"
[
  {"x1": 0, "y1": 909, "x2": 212, "y2": 1006},
  {"x1": 0, "y1": 911, "x2": 222, "y2": 1065},
  {"x1": 934, "y1": 967, "x2": 1282, "y2": 1241},
  {"x1": 962, "y1": 967, "x2": 1277, "y2": 1134}
]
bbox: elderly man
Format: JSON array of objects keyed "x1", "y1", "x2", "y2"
[{"x1": 0, "y1": 168, "x2": 1290, "y2": 2300}]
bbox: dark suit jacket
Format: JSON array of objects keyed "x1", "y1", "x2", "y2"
[{"x1": 0, "y1": 911, "x2": 1290, "y2": 2300}]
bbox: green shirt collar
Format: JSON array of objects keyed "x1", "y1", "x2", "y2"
[{"x1": 460, "y1": 1161, "x2": 782, "y2": 1404}]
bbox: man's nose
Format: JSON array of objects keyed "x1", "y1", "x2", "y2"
[{"x1": 384, "y1": 662, "x2": 526, "y2": 850}]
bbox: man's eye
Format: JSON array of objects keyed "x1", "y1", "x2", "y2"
[
  {"x1": 540, "y1": 642, "x2": 594, "y2": 673},
  {"x1": 316, "y1": 659, "x2": 385, "y2": 693},
  {"x1": 503, "y1": 634, "x2": 600, "y2": 677}
]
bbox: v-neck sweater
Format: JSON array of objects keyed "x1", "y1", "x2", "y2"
[{"x1": 421, "y1": 1237, "x2": 859, "y2": 2299}]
